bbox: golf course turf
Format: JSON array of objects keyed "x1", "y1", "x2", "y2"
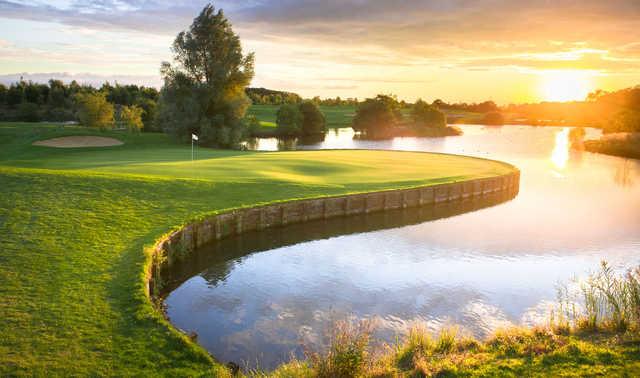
[{"x1": 0, "y1": 123, "x2": 515, "y2": 376}]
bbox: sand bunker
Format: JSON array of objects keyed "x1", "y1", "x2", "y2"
[{"x1": 33, "y1": 136, "x2": 124, "y2": 148}]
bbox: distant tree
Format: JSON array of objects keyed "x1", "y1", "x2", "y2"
[
  {"x1": 482, "y1": 111, "x2": 505, "y2": 125},
  {"x1": 119, "y1": 105, "x2": 144, "y2": 133},
  {"x1": 299, "y1": 101, "x2": 326, "y2": 135},
  {"x1": 75, "y1": 92, "x2": 114, "y2": 130},
  {"x1": 432, "y1": 99, "x2": 446, "y2": 108},
  {"x1": 0, "y1": 84, "x2": 6, "y2": 105},
  {"x1": 411, "y1": 99, "x2": 446, "y2": 128},
  {"x1": 606, "y1": 109, "x2": 640, "y2": 133},
  {"x1": 18, "y1": 102, "x2": 40, "y2": 122},
  {"x1": 276, "y1": 103, "x2": 303, "y2": 135},
  {"x1": 47, "y1": 79, "x2": 67, "y2": 108},
  {"x1": 569, "y1": 127, "x2": 586, "y2": 144},
  {"x1": 352, "y1": 94, "x2": 400, "y2": 137},
  {"x1": 6, "y1": 83, "x2": 24, "y2": 107},
  {"x1": 157, "y1": 4, "x2": 255, "y2": 147},
  {"x1": 137, "y1": 98, "x2": 158, "y2": 131}
]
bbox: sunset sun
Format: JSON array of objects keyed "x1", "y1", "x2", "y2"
[{"x1": 539, "y1": 70, "x2": 595, "y2": 102}]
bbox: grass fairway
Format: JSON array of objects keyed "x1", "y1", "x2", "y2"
[{"x1": 0, "y1": 123, "x2": 513, "y2": 376}]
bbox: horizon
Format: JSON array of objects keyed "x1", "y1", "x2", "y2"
[{"x1": 1, "y1": 1, "x2": 639, "y2": 104}]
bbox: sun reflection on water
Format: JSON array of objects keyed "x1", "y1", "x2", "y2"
[{"x1": 551, "y1": 127, "x2": 570, "y2": 170}]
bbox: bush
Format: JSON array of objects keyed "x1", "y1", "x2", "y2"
[
  {"x1": 75, "y1": 92, "x2": 114, "y2": 130},
  {"x1": 605, "y1": 109, "x2": 640, "y2": 133},
  {"x1": 352, "y1": 94, "x2": 400, "y2": 137},
  {"x1": 17, "y1": 102, "x2": 40, "y2": 122},
  {"x1": 483, "y1": 111, "x2": 504, "y2": 125},
  {"x1": 118, "y1": 105, "x2": 144, "y2": 133},
  {"x1": 299, "y1": 101, "x2": 326, "y2": 135},
  {"x1": 276, "y1": 103, "x2": 303, "y2": 136},
  {"x1": 412, "y1": 99, "x2": 446, "y2": 128}
]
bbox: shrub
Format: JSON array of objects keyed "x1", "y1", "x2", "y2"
[
  {"x1": 352, "y1": 95, "x2": 400, "y2": 137},
  {"x1": 75, "y1": 92, "x2": 114, "y2": 130},
  {"x1": 299, "y1": 101, "x2": 326, "y2": 135},
  {"x1": 412, "y1": 99, "x2": 446, "y2": 128},
  {"x1": 118, "y1": 105, "x2": 144, "y2": 133},
  {"x1": 482, "y1": 111, "x2": 504, "y2": 125},
  {"x1": 17, "y1": 102, "x2": 40, "y2": 122},
  {"x1": 276, "y1": 103, "x2": 303, "y2": 136}
]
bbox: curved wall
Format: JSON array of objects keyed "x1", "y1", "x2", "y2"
[{"x1": 146, "y1": 169, "x2": 520, "y2": 300}]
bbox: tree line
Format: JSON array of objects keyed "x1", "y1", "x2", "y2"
[
  {"x1": 0, "y1": 79, "x2": 159, "y2": 131},
  {"x1": 2, "y1": 2, "x2": 637, "y2": 147}
]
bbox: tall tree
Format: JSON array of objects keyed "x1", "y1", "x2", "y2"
[{"x1": 157, "y1": 4, "x2": 255, "y2": 147}]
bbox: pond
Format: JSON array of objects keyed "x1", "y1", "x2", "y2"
[{"x1": 165, "y1": 125, "x2": 640, "y2": 370}]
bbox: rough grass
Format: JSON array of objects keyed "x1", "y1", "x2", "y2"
[
  {"x1": 0, "y1": 122, "x2": 513, "y2": 376},
  {"x1": 264, "y1": 264, "x2": 640, "y2": 377}
]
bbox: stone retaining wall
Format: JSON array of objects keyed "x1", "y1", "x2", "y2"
[{"x1": 147, "y1": 170, "x2": 520, "y2": 298}]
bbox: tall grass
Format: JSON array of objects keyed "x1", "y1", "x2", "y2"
[
  {"x1": 555, "y1": 261, "x2": 640, "y2": 333},
  {"x1": 262, "y1": 262, "x2": 640, "y2": 377},
  {"x1": 304, "y1": 319, "x2": 375, "y2": 378}
]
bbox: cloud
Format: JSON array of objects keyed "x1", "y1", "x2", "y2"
[
  {"x1": 459, "y1": 49, "x2": 640, "y2": 73},
  {"x1": 1, "y1": 0, "x2": 639, "y2": 101}
]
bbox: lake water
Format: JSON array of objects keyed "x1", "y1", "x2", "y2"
[{"x1": 165, "y1": 125, "x2": 640, "y2": 369}]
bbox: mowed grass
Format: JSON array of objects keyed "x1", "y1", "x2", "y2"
[{"x1": 0, "y1": 123, "x2": 513, "y2": 376}]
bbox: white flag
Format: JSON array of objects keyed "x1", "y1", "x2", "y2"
[{"x1": 192, "y1": 134, "x2": 198, "y2": 141}]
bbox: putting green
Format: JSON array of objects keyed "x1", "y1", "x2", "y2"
[{"x1": 0, "y1": 123, "x2": 515, "y2": 376}]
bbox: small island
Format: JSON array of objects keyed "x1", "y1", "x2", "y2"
[{"x1": 353, "y1": 95, "x2": 462, "y2": 139}]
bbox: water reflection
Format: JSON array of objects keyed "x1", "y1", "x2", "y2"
[
  {"x1": 168, "y1": 125, "x2": 640, "y2": 370},
  {"x1": 550, "y1": 127, "x2": 570, "y2": 170}
]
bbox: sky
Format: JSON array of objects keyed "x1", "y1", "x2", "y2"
[{"x1": 0, "y1": 0, "x2": 639, "y2": 104}]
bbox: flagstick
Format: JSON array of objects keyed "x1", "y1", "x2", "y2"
[{"x1": 191, "y1": 138, "x2": 194, "y2": 161}]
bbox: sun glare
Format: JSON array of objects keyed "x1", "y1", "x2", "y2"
[
  {"x1": 550, "y1": 127, "x2": 570, "y2": 170},
  {"x1": 540, "y1": 70, "x2": 594, "y2": 102}
]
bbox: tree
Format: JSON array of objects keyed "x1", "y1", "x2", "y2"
[
  {"x1": 352, "y1": 94, "x2": 400, "y2": 137},
  {"x1": 18, "y1": 102, "x2": 40, "y2": 122},
  {"x1": 299, "y1": 101, "x2": 326, "y2": 135},
  {"x1": 276, "y1": 103, "x2": 302, "y2": 135},
  {"x1": 482, "y1": 111, "x2": 505, "y2": 125},
  {"x1": 119, "y1": 105, "x2": 144, "y2": 133},
  {"x1": 75, "y1": 92, "x2": 114, "y2": 130},
  {"x1": 411, "y1": 99, "x2": 446, "y2": 128},
  {"x1": 606, "y1": 109, "x2": 640, "y2": 133},
  {"x1": 0, "y1": 84, "x2": 7, "y2": 106},
  {"x1": 6, "y1": 83, "x2": 24, "y2": 107},
  {"x1": 157, "y1": 4, "x2": 255, "y2": 147}
]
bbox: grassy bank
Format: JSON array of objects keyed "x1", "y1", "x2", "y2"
[
  {"x1": 0, "y1": 123, "x2": 514, "y2": 376},
  {"x1": 263, "y1": 262, "x2": 640, "y2": 377},
  {"x1": 584, "y1": 133, "x2": 640, "y2": 160}
]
